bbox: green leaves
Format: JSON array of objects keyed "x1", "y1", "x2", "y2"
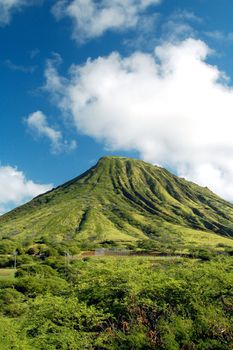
[
  {"x1": 22, "y1": 295, "x2": 109, "y2": 349},
  {"x1": 0, "y1": 252, "x2": 232, "y2": 349}
]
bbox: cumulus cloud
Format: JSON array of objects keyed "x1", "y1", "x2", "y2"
[
  {"x1": 0, "y1": 0, "x2": 38, "y2": 26},
  {"x1": 0, "y1": 165, "x2": 52, "y2": 214},
  {"x1": 44, "y1": 38, "x2": 233, "y2": 202},
  {"x1": 52, "y1": 0, "x2": 161, "y2": 42},
  {"x1": 26, "y1": 111, "x2": 77, "y2": 154}
]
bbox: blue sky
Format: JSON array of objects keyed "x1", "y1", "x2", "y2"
[{"x1": 1, "y1": 0, "x2": 233, "y2": 213}]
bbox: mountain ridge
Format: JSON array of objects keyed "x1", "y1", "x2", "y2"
[{"x1": 0, "y1": 156, "x2": 233, "y2": 251}]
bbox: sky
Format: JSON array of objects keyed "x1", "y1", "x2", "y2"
[{"x1": 1, "y1": 0, "x2": 233, "y2": 213}]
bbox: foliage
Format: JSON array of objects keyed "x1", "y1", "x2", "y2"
[
  {"x1": 0, "y1": 156, "x2": 233, "y2": 348},
  {"x1": 0, "y1": 255, "x2": 232, "y2": 349}
]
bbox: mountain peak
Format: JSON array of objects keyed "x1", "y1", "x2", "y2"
[
  {"x1": 97, "y1": 155, "x2": 138, "y2": 164},
  {"x1": 0, "y1": 156, "x2": 233, "y2": 249}
]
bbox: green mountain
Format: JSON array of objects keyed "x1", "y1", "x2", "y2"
[{"x1": 0, "y1": 156, "x2": 233, "y2": 250}]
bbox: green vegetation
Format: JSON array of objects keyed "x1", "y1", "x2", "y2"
[
  {"x1": 0, "y1": 268, "x2": 15, "y2": 281},
  {"x1": 0, "y1": 156, "x2": 233, "y2": 349},
  {"x1": 0, "y1": 157, "x2": 233, "y2": 253},
  {"x1": 0, "y1": 255, "x2": 232, "y2": 349}
]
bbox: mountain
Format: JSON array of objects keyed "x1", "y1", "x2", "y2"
[{"x1": 0, "y1": 156, "x2": 233, "y2": 250}]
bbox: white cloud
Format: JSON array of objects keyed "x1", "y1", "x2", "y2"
[
  {"x1": 160, "y1": 10, "x2": 201, "y2": 43},
  {"x1": 30, "y1": 48, "x2": 40, "y2": 59},
  {"x1": 52, "y1": 0, "x2": 161, "y2": 42},
  {"x1": 45, "y1": 38, "x2": 233, "y2": 202},
  {"x1": 205, "y1": 30, "x2": 233, "y2": 43},
  {"x1": 0, "y1": 0, "x2": 38, "y2": 26},
  {"x1": 170, "y1": 10, "x2": 202, "y2": 23},
  {"x1": 26, "y1": 111, "x2": 77, "y2": 154},
  {"x1": 5, "y1": 59, "x2": 36, "y2": 73},
  {"x1": 0, "y1": 165, "x2": 52, "y2": 215}
]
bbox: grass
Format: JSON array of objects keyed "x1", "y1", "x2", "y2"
[
  {"x1": 0, "y1": 156, "x2": 233, "y2": 253},
  {"x1": 179, "y1": 226, "x2": 233, "y2": 248},
  {"x1": 0, "y1": 268, "x2": 15, "y2": 281},
  {"x1": 167, "y1": 224, "x2": 233, "y2": 251}
]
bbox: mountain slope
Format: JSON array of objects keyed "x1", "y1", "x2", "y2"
[{"x1": 0, "y1": 156, "x2": 233, "y2": 250}]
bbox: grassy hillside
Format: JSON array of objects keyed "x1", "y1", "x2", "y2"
[{"x1": 0, "y1": 156, "x2": 233, "y2": 252}]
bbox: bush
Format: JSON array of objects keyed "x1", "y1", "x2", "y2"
[
  {"x1": 0, "y1": 241, "x2": 16, "y2": 254},
  {"x1": 0, "y1": 288, "x2": 27, "y2": 317},
  {"x1": 15, "y1": 276, "x2": 69, "y2": 297},
  {"x1": 0, "y1": 256, "x2": 14, "y2": 268},
  {"x1": 196, "y1": 249, "x2": 214, "y2": 261}
]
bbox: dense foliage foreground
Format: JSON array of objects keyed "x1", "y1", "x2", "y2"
[{"x1": 0, "y1": 254, "x2": 232, "y2": 349}]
